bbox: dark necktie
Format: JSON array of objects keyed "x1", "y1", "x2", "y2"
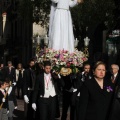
[
  {"x1": 18, "y1": 70, "x2": 22, "y2": 81},
  {"x1": 30, "y1": 69, "x2": 35, "y2": 89},
  {"x1": 9, "y1": 68, "x2": 11, "y2": 74},
  {"x1": 111, "y1": 75, "x2": 115, "y2": 83}
]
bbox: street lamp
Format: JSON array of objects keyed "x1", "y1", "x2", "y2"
[
  {"x1": 36, "y1": 35, "x2": 41, "y2": 55},
  {"x1": 83, "y1": 37, "x2": 90, "y2": 57}
]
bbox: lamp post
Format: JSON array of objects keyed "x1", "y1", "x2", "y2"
[{"x1": 83, "y1": 37, "x2": 90, "y2": 57}]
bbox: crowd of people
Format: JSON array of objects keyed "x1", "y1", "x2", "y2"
[{"x1": 0, "y1": 59, "x2": 120, "y2": 120}]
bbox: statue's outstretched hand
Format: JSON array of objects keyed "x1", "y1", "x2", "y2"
[{"x1": 77, "y1": 0, "x2": 84, "y2": 3}]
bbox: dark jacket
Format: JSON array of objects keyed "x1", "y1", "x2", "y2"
[
  {"x1": 23, "y1": 68, "x2": 36, "y2": 96},
  {"x1": 109, "y1": 73, "x2": 120, "y2": 120},
  {"x1": 0, "y1": 68, "x2": 6, "y2": 81},
  {"x1": 0, "y1": 90, "x2": 9, "y2": 110},
  {"x1": 32, "y1": 72, "x2": 64, "y2": 103},
  {"x1": 8, "y1": 85, "x2": 17, "y2": 106},
  {"x1": 4, "y1": 67, "x2": 16, "y2": 82},
  {"x1": 78, "y1": 78, "x2": 113, "y2": 120}
]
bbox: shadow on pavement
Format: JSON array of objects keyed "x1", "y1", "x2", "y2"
[{"x1": 13, "y1": 109, "x2": 24, "y2": 120}]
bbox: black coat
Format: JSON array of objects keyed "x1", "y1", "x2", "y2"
[
  {"x1": 4, "y1": 67, "x2": 16, "y2": 82},
  {"x1": 109, "y1": 73, "x2": 120, "y2": 120},
  {"x1": 78, "y1": 78, "x2": 113, "y2": 120},
  {"x1": 32, "y1": 72, "x2": 64, "y2": 103},
  {"x1": 0, "y1": 68, "x2": 5, "y2": 81},
  {"x1": 23, "y1": 68, "x2": 36, "y2": 96},
  {"x1": 0, "y1": 90, "x2": 9, "y2": 110}
]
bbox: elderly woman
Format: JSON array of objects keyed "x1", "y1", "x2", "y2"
[{"x1": 78, "y1": 61, "x2": 113, "y2": 120}]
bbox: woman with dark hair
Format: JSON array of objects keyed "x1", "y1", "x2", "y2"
[
  {"x1": 15, "y1": 63, "x2": 25, "y2": 99},
  {"x1": 78, "y1": 61, "x2": 113, "y2": 120}
]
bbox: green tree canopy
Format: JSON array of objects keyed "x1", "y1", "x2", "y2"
[{"x1": 18, "y1": 0, "x2": 116, "y2": 30}]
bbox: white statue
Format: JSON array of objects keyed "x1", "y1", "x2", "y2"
[{"x1": 48, "y1": 0, "x2": 83, "y2": 53}]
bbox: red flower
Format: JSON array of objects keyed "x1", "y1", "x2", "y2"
[{"x1": 67, "y1": 62, "x2": 71, "y2": 67}]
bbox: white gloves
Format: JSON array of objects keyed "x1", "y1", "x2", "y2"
[
  {"x1": 2, "y1": 98, "x2": 5, "y2": 102},
  {"x1": 8, "y1": 86, "x2": 12, "y2": 95},
  {"x1": 77, "y1": 92, "x2": 80, "y2": 96},
  {"x1": 73, "y1": 88, "x2": 77, "y2": 92},
  {"x1": 24, "y1": 95, "x2": 29, "y2": 104},
  {"x1": 7, "y1": 110, "x2": 9, "y2": 114},
  {"x1": 58, "y1": 74, "x2": 61, "y2": 79},
  {"x1": 32, "y1": 103, "x2": 36, "y2": 111},
  {"x1": 14, "y1": 106, "x2": 17, "y2": 109},
  {"x1": 12, "y1": 82, "x2": 16, "y2": 86}
]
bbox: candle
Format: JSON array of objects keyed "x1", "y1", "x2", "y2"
[
  {"x1": 84, "y1": 37, "x2": 90, "y2": 46},
  {"x1": 37, "y1": 35, "x2": 40, "y2": 44},
  {"x1": 44, "y1": 35, "x2": 49, "y2": 45},
  {"x1": 74, "y1": 38, "x2": 78, "y2": 48}
]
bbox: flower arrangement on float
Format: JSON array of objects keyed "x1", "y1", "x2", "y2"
[{"x1": 36, "y1": 48, "x2": 88, "y2": 76}]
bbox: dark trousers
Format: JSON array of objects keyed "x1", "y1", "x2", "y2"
[
  {"x1": 25, "y1": 91, "x2": 35, "y2": 120},
  {"x1": 38, "y1": 96, "x2": 57, "y2": 120},
  {"x1": 17, "y1": 86, "x2": 23, "y2": 99},
  {"x1": 109, "y1": 99, "x2": 120, "y2": 120},
  {"x1": 61, "y1": 90, "x2": 76, "y2": 120},
  {"x1": 75, "y1": 96, "x2": 80, "y2": 120}
]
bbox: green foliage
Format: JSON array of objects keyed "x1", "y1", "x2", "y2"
[
  {"x1": 71, "y1": 0, "x2": 116, "y2": 30},
  {"x1": 18, "y1": 0, "x2": 50, "y2": 25},
  {"x1": 18, "y1": 0, "x2": 116, "y2": 29},
  {"x1": 18, "y1": 0, "x2": 33, "y2": 20}
]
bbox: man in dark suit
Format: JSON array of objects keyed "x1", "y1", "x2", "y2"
[
  {"x1": 0, "y1": 62, "x2": 5, "y2": 81},
  {"x1": 61, "y1": 73, "x2": 80, "y2": 120},
  {"x1": 23, "y1": 59, "x2": 36, "y2": 120},
  {"x1": 32, "y1": 61, "x2": 64, "y2": 120},
  {"x1": 80, "y1": 63, "x2": 92, "y2": 82},
  {"x1": 110, "y1": 64, "x2": 120, "y2": 86},
  {"x1": 4, "y1": 61, "x2": 16, "y2": 83},
  {"x1": 75, "y1": 63, "x2": 92, "y2": 120},
  {"x1": 109, "y1": 64, "x2": 120, "y2": 120}
]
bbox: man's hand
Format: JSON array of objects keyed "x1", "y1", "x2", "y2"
[
  {"x1": 77, "y1": 0, "x2": 84, "y2": 3},
  {"x1": 58, "y1": 74, "x2": 61, "y2": 79},
  {"x1": 7, "y1": 110, "x2": 9, "y2": 114},
  {"x1": 24, "y1": 95, "x2": 29, "y2": 104},
  {"x1": 14, "y1": 106, "x2": 17, "y2": 109},
  {"x1": 12, "y1": 82, "x2": 16, "y2": 86},
  {"x1": 2, "y1": 98, "x2": 5, "y2": 102},
  {"x1": 32, "y1": 103, "x2": 36, "y2": 111}
]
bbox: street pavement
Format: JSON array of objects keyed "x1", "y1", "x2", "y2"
[{"x1": 13, "y1": 99, "x2": 70, "y2": 120}]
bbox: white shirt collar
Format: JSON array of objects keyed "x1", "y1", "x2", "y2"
[
  {"x1": 44, "y1": 73, "x2": 51, "y2": 77},
  {"x1": 0, "y1": 88, "x2": 5, "y2": 93},
  {"x1": 114, "y1": 73, "x2": 118, "y2": 78}
]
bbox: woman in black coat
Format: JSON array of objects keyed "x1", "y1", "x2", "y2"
[{"x1": 78, "y1": 61, "x2": 113, "y2": 120}]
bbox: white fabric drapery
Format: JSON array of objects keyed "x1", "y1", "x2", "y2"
[{"x1": 49, "y1": 0, "x2": 78, "y2": 53}]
